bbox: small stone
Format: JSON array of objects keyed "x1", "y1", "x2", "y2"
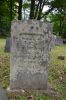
[
  {"x1": 58, "y1": 56, "x2": 65, "y2": 60},
  {"x1": 57, "y1": 71, "x2": 61, "y2": 75},
  {"x1": 27, "y1": 95, "x2": 34, "y2": 100},
  {"x1": 59, "y1": 76, "x2": 63, "y2": 81}
]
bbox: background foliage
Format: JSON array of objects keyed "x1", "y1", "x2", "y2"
[{"x1": 0, "y1": 0, "x2": 66, "y2": 38}]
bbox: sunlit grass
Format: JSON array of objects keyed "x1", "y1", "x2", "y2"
[
  {"x1": 0, "y1": 38, "x2": 10, "y2": 88},
  {"x1": 48, "y1": 45, "x2": 66, "y2": 100}
]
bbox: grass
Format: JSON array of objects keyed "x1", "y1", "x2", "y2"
[
  {"x1": 48, "y1": 45, "x2": 66, "y2": 100},
  {"x1": 0, "y1": 38, "x2": 66, "y2": 100},
  {"x1": 0, "y1": 38, "x2": 10, "y2": 88}
]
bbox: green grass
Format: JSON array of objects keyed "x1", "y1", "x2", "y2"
[
  {"x1": 48, "y1": 45, "x2": 66, "y2": 100},
  {"x1": 0, "y1": 38, "x2": 66, "y2": 100},
  {"x1": 0, "y1": 38, "x2": 10, "y2": 88}
]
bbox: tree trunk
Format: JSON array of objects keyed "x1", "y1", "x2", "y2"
[
  {"x1": 59, "y1": 18, "x2": 62, "y2": 36},
  {"x1": 18, "y1": 0, "x2": 22, "y2": 20},
  {"x1": 29, "y1": 0, "x2": 35, "y2": 19},
  {"x1": 10, "y1": 0, "x2": 12, "y2": 21},
  {"x1": 37, "y1": 0, "x2": 43, "y2": 20}
]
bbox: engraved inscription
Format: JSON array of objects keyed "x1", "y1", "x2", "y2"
[{"x1": 12, "y1": 34, "x2": 46, "y2": 72}]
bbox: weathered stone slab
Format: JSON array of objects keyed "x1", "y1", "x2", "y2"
[
  {"x1": 55, "y1": 36, "x2": 63, "y2": 45},
  {"x1": 51, "y1": 35, "x2": 63, "y2": 47},
  {"x1": 0, "y1": 87, "x2": 8, "y2": 100},
  {"x1": 5, "y1": 37, "x2": 11, "y2": 52},
  {"x1": 10, "y1": 20, "x2": 52, "y2": 90}
]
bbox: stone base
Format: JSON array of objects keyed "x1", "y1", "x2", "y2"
[{"x1": 7, "y1": 85, "x2": 59, "y2": 98}]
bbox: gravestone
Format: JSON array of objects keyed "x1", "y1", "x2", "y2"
[
  {"x1": 51, "y1": 35, "x2": 63, "y2": 47},
  {"x1": 0, "y1": 87, "x2": 8, "y2": 100},
  {"x1": 5, "y1": 37, "x2": 11, "y2": 52},
  {"x1": 55, "y1": 36, "x2": 63, "y2": 45},
  {"x1": 10, "y1": 20, "x2": 52, "y2": 91}
]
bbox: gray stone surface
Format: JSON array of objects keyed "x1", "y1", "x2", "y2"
[
  {"x1": 5, "y1": 37, "x2": 11, "y2": 52},
  {"x1": 0, "y1": 87, "x2": 8, "y2": 100},
  {"x1": 10, "y1": 20, "x2": 52, "y2": 90}
]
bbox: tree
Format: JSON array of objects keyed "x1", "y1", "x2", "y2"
[
  {"x1": 18, "y1": 0, "x2": 23, "y2": 20},
  {"x1": 29, "y1": 0, "x2": 35, "y2": 19},
  {"x1": 48, "y1": 0, "x2": 66, "y2": 38},
  {"x1": 0, "y1": 0, "x2": 66, "y2": 38},
  {"x1": 29, "y1": 0, "x2": 51, "y2": 20},
  {"x1": 0, "y1": 0, "x2": 17, "y2": 36}
]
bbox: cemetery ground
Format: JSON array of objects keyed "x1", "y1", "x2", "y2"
[{"x1": 0, "y1": 38, "x2": 66, "y2": 100}]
